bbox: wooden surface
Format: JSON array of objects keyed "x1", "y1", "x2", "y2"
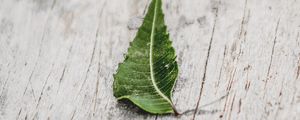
[{"x1": 0, "y1": 0, "x2": 300, "y2": 119}]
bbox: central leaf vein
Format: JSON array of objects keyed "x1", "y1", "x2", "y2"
[{"x1": 149, "y1": 0, "x2": 172, "y2": 104}]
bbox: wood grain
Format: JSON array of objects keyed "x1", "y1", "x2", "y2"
[{"x1": 0, "y1": 0, "x2": 299, "y2": 119}]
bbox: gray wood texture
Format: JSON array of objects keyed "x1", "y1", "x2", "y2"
[{"x1": 0, "y1": 0, "x2": 300, "y2": 119}]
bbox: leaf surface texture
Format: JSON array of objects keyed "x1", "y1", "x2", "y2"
[{"x1": 113, "y1": 0, "x2": 178, "y2": 114}]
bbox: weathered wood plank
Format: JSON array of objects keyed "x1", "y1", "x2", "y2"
[{"x1": 0, "y1": 0, "x2": 299, "y2": 120}]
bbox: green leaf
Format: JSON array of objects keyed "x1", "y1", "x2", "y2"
[{"x1": 113, "y1": 0, "x2": 178, "y2": 115}]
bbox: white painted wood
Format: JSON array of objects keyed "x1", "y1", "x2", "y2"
[{"x1": 0, "y1": 0, "x2": 299, "y2": 120}]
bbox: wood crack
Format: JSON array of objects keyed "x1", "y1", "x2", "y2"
[
  {"x1": 35, "y1": 63, "x2": 55, "y2": 109},
  {"x1": 70, "y1": 110, "x2": 76, "y2": 120},
  {"x1": 192, "y1": 0, "x2": 219, "y2": 119},
  {"x1": 227, "y1": 93, "x2": 236, "y2": 120},
  {"x1": 296, "y1": 32, "x2": 300, "y2": 79},
  {"x1": 77, "y1": 33, "x2": 98, "y2": 94},
  {"x1": 77, "y1": 0, "x2": 107, "y2": 95},
  {"x1": 16, "y1": 108, "x2": 22, "y2": 120},
  {"x1": 238, "y1": 0, "x2": 248, "y2": 40},
  {"x1": 91, "y1": 17, "x2": 102, "y2": 118},
  {"x1": 92, "y1": 61, "x2": 101, "y2": 116},
  {"x1": 57, "y1": 43, "x2": 73, "y2": 93},
  {"x1": 90, "y1": 1, "x2": 108, "y2": 116},
  {"x1": 216, "y1": 46, "x2": 227, "y2": 92},
  {"x1": 22, "y1": 0, "x2": 57, "y2": 102},
  {"x1": 22, "y1": 64, "x2": 37, "y2": 100},
  {"x1": 297, "y1": 58, "x2": 300, "y2": 79},
  {"x1": 264, "y1": 18, "x2": 280, "y2": 89},
  {"x1": 57, "y1": 64, "x2": 67, "y2": 93},
  {"x1": 22, "y1": 27, "x2": 47, "y2": 100}
]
